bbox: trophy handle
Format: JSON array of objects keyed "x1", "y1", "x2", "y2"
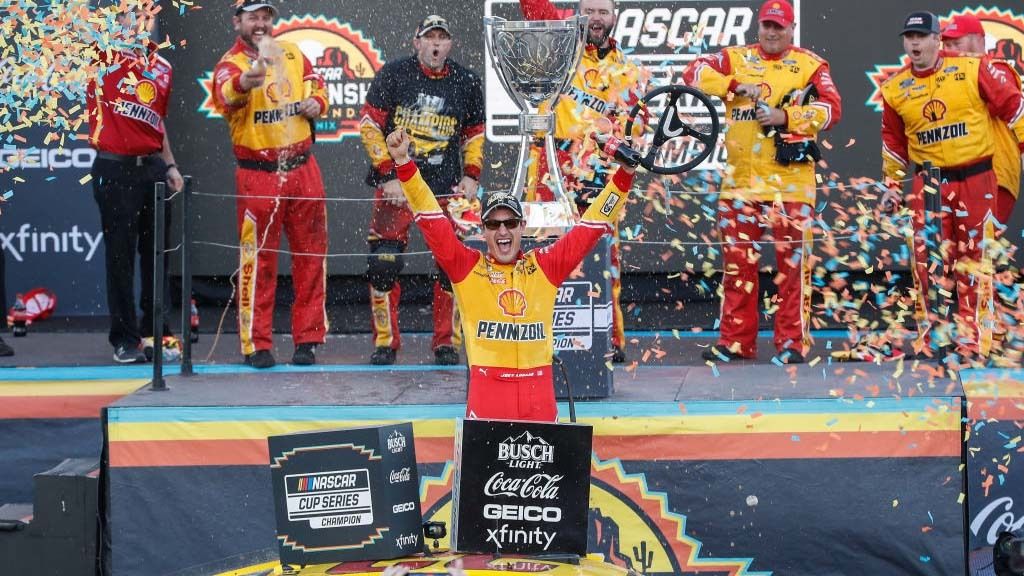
[{"x1": 484, "y1": 17, "x2": 529, "y2": 113}]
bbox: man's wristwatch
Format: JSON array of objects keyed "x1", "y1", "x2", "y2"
[{"x1": 165, "y1": 163, "x2": 177, "y2": 174}]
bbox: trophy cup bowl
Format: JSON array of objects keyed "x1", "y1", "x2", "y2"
[{"x1": 484, "y1": 16, "x2": 587, "y2": 237}]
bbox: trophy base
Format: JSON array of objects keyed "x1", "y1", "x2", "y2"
[{"x1": 522, "y1": 201, "x2": 575, "y2": 238}]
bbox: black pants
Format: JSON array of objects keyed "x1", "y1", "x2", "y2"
[{"x1": 91, "y1": 156, "x2": 172, "y2": 348}]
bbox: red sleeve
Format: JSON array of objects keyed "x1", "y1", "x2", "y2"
[
  {"x1": 518, "y1": 0, "x2": 560, "y2": 20},
  {"x1": 681, "y1": 49, "x2": 738, "y2": 95},
  {"x1": 212, "y1": 60, "x2": 246, "y2": 112},
  {"x1": 880, "y1": 96, "x2": 909, "y2": 178},
  {"x1": 809, "y1": 62, "x2": 842, "y2": 130},
  {"x1": 396, "y1": 162, "x2": 481, "y2": 283},
  {"x1": 979, "y1": 57, "x2": 1024, "y2": 129},
  {"x1": 301, "y1": 53, "x2": 328, "y2": 115}
]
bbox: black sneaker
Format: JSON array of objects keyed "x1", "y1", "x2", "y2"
[
  {"x1": 292, "y1": 343, "x2": 317, "y2": 366},
  {"x1": 370, "y1": 346, "x2": 396, "y2": 366},
  {"x1": 0, "y1": 337, "x2": 12, "y2": 357},
  {"x1": 434, "y1": 345, "x2": 459, "y2": 366},
  {"x1": 701, "y1": 346, "x2": 746, "y2": 362},
  {"x1": 611, "y1": 345, "x2": 626, "y2": 364},
  {"x1": 779, "y1": 349, "x2": 805, "y2": 364},
  {"x1": 245, "y1": 349, "x2": 276, "y2": 369},
  {"x1": 113, "y1": 344, "x2": 146, "y2": 364}
]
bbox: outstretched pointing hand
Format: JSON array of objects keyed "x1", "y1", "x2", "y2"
[{"x1": 386, "y1": 128, "x2": 412, "y2": 165}]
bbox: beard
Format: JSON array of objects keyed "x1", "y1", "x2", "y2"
[{"x1": 587, "y1": 23, "x2": 610, "y2": 47}]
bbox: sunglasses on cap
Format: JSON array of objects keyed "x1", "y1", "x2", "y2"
[{"x1": 483, "y1": 218, "x2": 523, "y2": 231}]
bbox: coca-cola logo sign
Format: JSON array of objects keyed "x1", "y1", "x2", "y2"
[
  {"x1": 389, "y1": 467, "x2": 411, "y2": 484},
  {"x1": 483, "y1": 472, "x2": 563, "y2": 499},
  {"x1": 971, "y1": 497, "x2": 1024, "y2": 545},
  {"x1": 452, "y1": 419, "x2": 592, "y2": 555}
]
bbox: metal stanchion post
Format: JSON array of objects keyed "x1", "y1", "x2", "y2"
[
  {"x1": 151, "y1": 182, "x2": 168, "y2": 392},
  {"x1": 180, "y1": 176, "x2": 193, "y2": 376},
  {"x1": 923, "y1": 162, "x2": 948, "y2": 360}
]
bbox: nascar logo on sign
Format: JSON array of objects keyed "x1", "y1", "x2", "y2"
[
  {"x1": 197, "y1": 15, "x2": 384, "y2": 142},
  {"x1": 285, "y1": 469, "x2": 373, "y2": 529}
]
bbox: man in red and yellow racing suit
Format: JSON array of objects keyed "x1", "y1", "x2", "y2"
[
  {"x1": 683, "y1": 0, "x2": 842, "y2": 363},
  {"x1": 880, "y1": 11, "x2": 1024, "y2": 357},
  {"x1": 213, "y1": 0, "x2": 329, "y2": 368},
  {"x1": 386, "y1": 128, "x2": 634, "y2": 422},
  {"x1": 518, "y1": 0, "x2": 645, "y2": 364},
  {"x1": 941, "y1": 14, "x2": 1022, "y2": 225}
]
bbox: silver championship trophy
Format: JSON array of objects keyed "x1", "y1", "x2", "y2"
[{"x1": 484, "y1": 16, "x2": 587, "y2": 237}]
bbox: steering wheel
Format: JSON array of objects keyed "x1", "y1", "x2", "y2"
[{"x1": 623, "y1": 85, "x2": 720, "y2": 175}]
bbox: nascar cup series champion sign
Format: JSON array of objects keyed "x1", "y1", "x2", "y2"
[
  {"x1": 452, "y1": 419, "x2": 592, "y2": 555},
  {"x1": 268, "y1": 423, "x2": 422, "y2": 564}
]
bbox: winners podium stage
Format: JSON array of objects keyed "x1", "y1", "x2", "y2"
[{"x1": 91, "y1": 360, "x2": 991, "y2": 576}]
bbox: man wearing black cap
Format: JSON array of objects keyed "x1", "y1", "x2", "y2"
[
  {"x1": 359, "y1": 15, "x2": 485, "y2": 367},
  {"x1": 385, "y1": 127, "x2": 635, "y2": 422},
  {"x1": 213, "y1": 0, "x2": 329, "y2": 368},
  {"x1": 879, "y1": 11, "x2": 1024, "y2": 359}
]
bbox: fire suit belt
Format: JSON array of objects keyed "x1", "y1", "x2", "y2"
[
  {"x1": 237, "y1": 153, "x2": 310, "y2": 173},
  {"x1": 916, "y1": 158, "x2": 992, "y2": 182},
  {"x1": 96, "y1": 150, "x2": 160, "y2": 167}
]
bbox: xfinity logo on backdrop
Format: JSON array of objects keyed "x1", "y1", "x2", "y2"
[{"x1": 1, "y1": 224, "x2": 103, "y2": 262}]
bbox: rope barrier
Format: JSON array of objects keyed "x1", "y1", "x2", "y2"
[{"x1": 191, "y1": 240, "x2": 434, "y2": 259}]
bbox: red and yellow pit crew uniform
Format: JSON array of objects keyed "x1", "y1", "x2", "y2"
[
  {"x1": 986, "y1": 58, "x2": 1023, "y2": 224},
  {"x1": 683, "y1": 44, "x2": 842, "y2": 357},
  {"x1": 519, "y1": 0, "x2": 644, "y2": 353},
  {"x1": 359, "y1": 56, "x2": 485, "y2": 354},
  {"x1": 213, "y1": 37, "x2": 329, "y2": 356},
  {"x1": 396, "y1": 161, "x2": 634, "y2": 422},
  {"x1": 881, "y1": 51, "x2": 1024, "y2": 351}
]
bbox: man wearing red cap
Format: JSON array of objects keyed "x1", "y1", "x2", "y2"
[
  {"x1": 942, "y1": 14, "x2": 1022, "y2": 225},
  {"x1": 213, "y1": 0, "x2": 329, "y2": 369},
  {"x1": 880, "y1": 11, "x2": 1024, "y2": 359},
  {"x1": 683, "y1": 0, "x2": 842, "y2": 364}
]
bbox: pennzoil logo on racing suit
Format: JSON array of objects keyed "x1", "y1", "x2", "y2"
[{"x1": 197, "y1": 15, "x2": 384, "y2": 142}]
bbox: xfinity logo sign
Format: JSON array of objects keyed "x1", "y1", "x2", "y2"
[
  {"x1": 394, "y1": 533, "x2": 419, "y2": 550},
  {"x1": 1, "y1": 224, "x2": 103, "y2": 262}
]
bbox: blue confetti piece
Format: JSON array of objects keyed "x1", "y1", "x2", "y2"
[
  {"x1": 791, "y1": 435, "x2": 800, "y2": 442},
  {"x1": 920, "y1": 556, "x2": 930, "y2": 563}
]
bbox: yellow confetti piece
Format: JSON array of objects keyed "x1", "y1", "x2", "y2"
[
  {"x1": 892, "y1": 499, "x2": 899, "y2": 508},
  {"x1": 957, "y1": 493, "x2": 965, "y2": 504},
  {"x1": 79, "y1": 173, "x2": 93, "y2": 185},
  {"x1": 12, "y1": 177, "x2": 24, "y2": 183}
]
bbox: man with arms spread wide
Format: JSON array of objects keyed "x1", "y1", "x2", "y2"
[{"x1": 386, "y1": 127, "x2": 635, "y2": 422}]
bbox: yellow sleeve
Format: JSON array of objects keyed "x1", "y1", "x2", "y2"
[
  {"x1": 396, "y1": 162, "x2": 442, "y2": 215},
  {"x1": 580, "y1": 168, "x2": 634, "y2": 225}
]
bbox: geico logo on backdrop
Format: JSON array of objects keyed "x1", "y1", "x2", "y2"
[
  {"x1": 0, "y1": 224, "x2": 103, "y2": 262},
  {"x1": 392, "y1": 501, "x2": 416, "y2": 514},
  {"x1": 0, "y1": 147, "x2": 96, "y2": 170},
  {"x1": 483, "y1": 503, "x2": 562, "y2": 523}
]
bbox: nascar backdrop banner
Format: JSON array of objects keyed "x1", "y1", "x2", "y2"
[
  {"x1": 104, "y1": 398, "x2": 963, "y2": 575},
  {"x1": 155, "y1": 0, "x2": 1024, "y2": 278}
]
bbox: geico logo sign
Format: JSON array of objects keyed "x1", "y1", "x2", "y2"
[
  {"x1": 387, "y1": 430, "x2": 406, "y2": 453},
  {"x1": 484, "y1": 472, "x2": 562, "y2": 499},
  {"x1": 389, "y1": 467, "x2": 411, "y2": 484},
  {"x1": 0, "y1": 224, "x2": 103, "y2": 263},
  {"x1": 0, "y1": 147, "x2": 96, "y2": 169},
  {"x1": 392, "y1": 501, "x2": 416, "y2": 514},
  {"x1": 483, "y1": 503, "x2": 562, "y2": 523}
]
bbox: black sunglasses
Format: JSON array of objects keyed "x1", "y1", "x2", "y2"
[{"x1": 483, "y1": 218, "x2": 523, "y2": 231}]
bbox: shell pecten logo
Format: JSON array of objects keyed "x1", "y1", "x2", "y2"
[
  {"x1": 922, "y1": 99, "x2": 947, "y2": 122},
  {"x1": 135, "y1": 80, "x2": 157, "y2": 105},
  {"x1": 498, "y1": 288, "x2": 527, "y2": 317}
]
